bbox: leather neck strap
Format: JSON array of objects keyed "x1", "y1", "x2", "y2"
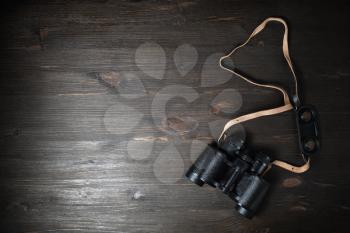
[{"x1": 218, "y1": 17, "x2": 309, "y2": 174}]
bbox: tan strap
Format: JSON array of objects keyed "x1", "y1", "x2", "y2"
[
  {"x1": 218, "y1": 104, "x2": 293, "y2": 141},
  {"x1": 272, "y1": 159, "x2": 310, "y2": 173},
  {"x1": 218, "y1": 17, "x2": 309, "y2": 174}
]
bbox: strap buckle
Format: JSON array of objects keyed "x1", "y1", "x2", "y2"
[{"x1": 295, "y1": 105, "x2": 320, "y2": 159}]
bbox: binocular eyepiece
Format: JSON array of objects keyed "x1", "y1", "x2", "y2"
[{"x1": 185, "y1": 135, "x2": 271, "y2": 218}]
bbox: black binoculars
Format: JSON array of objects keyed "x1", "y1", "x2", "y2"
[
  {"x1": 185, "y1": 106, "x2": 320, "y2": 218},
  {"x1": 186, "y1": 135, "x2": 271, "y2": 218}
]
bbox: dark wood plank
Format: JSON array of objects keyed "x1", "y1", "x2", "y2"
[{"x1": 0, "y1": 1, "x2": 349, "y2": 232}]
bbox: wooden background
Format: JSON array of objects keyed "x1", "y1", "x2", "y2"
[{"x1": 0, "y1": 0, "x2": 349, "y2": 232}]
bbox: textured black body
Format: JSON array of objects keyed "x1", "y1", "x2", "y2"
[{"x1": 186, "y1": 138, "x2": 270, "y2": 218}]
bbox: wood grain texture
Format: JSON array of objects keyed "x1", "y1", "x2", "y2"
[{"x1": 0, "y1": 0, "x2": 349, "y2": 232}]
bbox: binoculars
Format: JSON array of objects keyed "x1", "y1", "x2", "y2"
[
  {"x1": 185, "y1": 106, "x2": 320, "y2": 218},
  {"x1": 186, "y1": 135, "x2": 271, "y2": 218}
]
